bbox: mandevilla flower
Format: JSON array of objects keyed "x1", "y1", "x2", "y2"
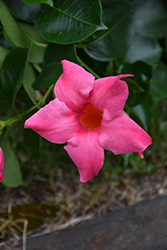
[
  {"x1": 0, "y1": 148, "x2": 4, "y2": 182},
  {"x1": 25, "y1": 60, "x2": 152, "y2": 182}
]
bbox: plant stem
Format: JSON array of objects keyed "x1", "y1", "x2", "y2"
[
  {"x1": 77, "y1": 56, "x2": 100, "y2": 79},
  {"x1": 40, "y1": 84, "x2": 54, "y2": 106},
  {"x1": 0, "y1": 85, "x2": 54, "y2": 131},
  {"x1": 0, "y1": 105, "x2": 37, "y2": 129},
  {"x1": 33, "y1": 63, "x2": 42, "y2": 73}
]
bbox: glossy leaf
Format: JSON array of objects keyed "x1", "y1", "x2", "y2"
[
  {"x1": 84, "y1": 0, "x2": 134, "y2": 61},
  {"x1": 0, "y1": 0, "x2": 31, "y2": 47},
  {"x1": 18, "y1": 22, "x2": 47, "y2": 63},
  {"x1": 0, "y1": 46, "x2": 9, "y2": 69},
  {"x1": 132, "y1": 0, "x2": 167, "y2": 37},
  {"x1": 24, "y1": 128, "x2": 40, "y2": 156},
  {"x1": 4, "y1": 0, "x2": 43, "y2": 22},
  {"x1": 35, "y1": 0, "x2": 107, "y2": 44},
  {"x1": 1, "y1": 137, "x2": 23, "y2": 188},
  {"x1": 122, "y1": 61, "x2": 153, "y2": 106},
  {"x1": 22, "y1": 0, "x2": 53, "y2": 5},
  {"x1": 0, "y1": 31, "x2": 11, "y2": 49},
  {"x1": 17, "y1": 90, "x2": 33, "y2": 104},
  {"x1": 0, "y1": 47, "x2": 29, "y2": 107},
  {"x1": 18, "y1": 22, "x2": 47, "y2": 45},
  {"x1": 23, "y1": 63, "x2": 36, "y2": 101},
  {"x1": 125, "y1": 78, "x2": 144, "y2": 106},
  {"x1": 130, "y1": 94, "x2": 154, "y2": 130},
  {"x1": 29, "y1": 44, "x2": 45, "y2": 63},
  {"x1": 77, "y1": 48, "x2": 108, "y2": 77},
  {"x1": 33, "y1": 43, "x2": 78, "y2": 90},
  {"x1": 125, "y1": 35, "x2": 162, "y2": 64},
  {"x1": 129, "y1": 110, "x2": 146, "y2": 131},
  {"x1": 150, "y1": 62, "x2": 167, "y2": 101}
]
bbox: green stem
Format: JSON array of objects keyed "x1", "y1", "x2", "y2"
[
  {"x1": 75, "y1": 44, "x2": 88, "y2": 49},
  {"x1": 77, "y1": 56, "x2": 100, "y2": 79},
  {"x1": 0, "y1": 105, "x2": 37, "y2": 129},
  {"x1": 0, "y1": 116, "x2": 20, "y2": 128},
  {"x1": 0, "y1": 85, "x2": 54, "y2": 131},
  {"x1": 33, "y1": 63, "x2": 42, "y2": 73},
  {"x1": 40, "y1": 84, "x2": 54, "y2": 105}
]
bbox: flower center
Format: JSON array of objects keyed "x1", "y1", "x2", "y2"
[{"x1": 79, "y1": 103, "x2": 103, "y2": 131}]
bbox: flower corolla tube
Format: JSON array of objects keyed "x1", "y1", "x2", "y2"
[
  {"x1": 25, "y1": 60, "x2": 152, "y2": 182},
  {"x1": 0, "y1": 148, "x2": 4, "y2": 182}
]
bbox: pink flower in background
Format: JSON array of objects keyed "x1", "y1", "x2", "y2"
[
  {"x1": 0, "y1": 148, "x2": 4, "y2": 182},
  {"x1": 25, "y1": 60, "x2": 152, "y2": 182}
]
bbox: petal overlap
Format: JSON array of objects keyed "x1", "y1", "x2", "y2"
[
  {"x1": 64, "y1": 131, "x2": 104, "y2": 182},
  {"x1": 25, "y1": 98, "x2": 81, "y2": 144},
  {"x1": 54, "y1": 60, "x2": 95, "y2": 113},
  {"x1": 90, "y1": 75, "x2": 132, "y2": 120}
]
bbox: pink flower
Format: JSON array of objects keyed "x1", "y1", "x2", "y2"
[
  {"x1": 24, "y1": 60, "x2": 152, "y2": 182},
  {"x1": 0, "y1": 148, "x2": 4, "y2": 182}
]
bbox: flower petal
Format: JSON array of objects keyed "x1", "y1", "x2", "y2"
[
  {"x1": 135, "y1": 152, "x2": 144, "y2": 159},
  {"x1": 54, "y1": 60, "x2": 95, "y2": 113},
  {"x1": 64, "y1": 131, "x2": 104, "y2": 182},
  {"x1": 90, "y1": 75, "x2": 133, "y2": 120},
  {"x1": 0, "y1": 148, "x2": 4, "y2": 182},
  {"x1": 24, "y1": 98, "x2": 81, "y2": 144},
  {"x1": 99, "y1": 112, "x2": 152, "y2": 155}
]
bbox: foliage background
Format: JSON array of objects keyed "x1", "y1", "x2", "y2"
[{"x1": 0, "y1": 0, "x2": 167, "y2": 188}]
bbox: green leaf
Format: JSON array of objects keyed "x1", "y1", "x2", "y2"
[
  {"x1": 0, "y1": 31, "x2": 11, "y2": 49},
  {"x1": 18, "y1": 22, "x2": 47, "y2": 63},
  {"x1": 124, "y1": 35, "x2": 162, "y2": 64},
  {"x1": 132, "y1": 0, "x2": 167, "y2": 37},
  {"x1": 0, "y1": 0, "x2": 31, "y2": 47},
  {"x1": 24, "y1": 129, "x2": 40, "y2": 156},
  {"x1": 0, "y1": 46, "x2": 9, "y2": 69},
  {"x1": 4, "y1": 0, "x2": 43, "y2": 23},
  {"x1": 23, "y1": 63, "x2": 36, "y2": 101},
  {"x1": 84, "y1": 0, "x2": 134, "y2": 61},
  {"x1": 18, "y1": 22, "x2": 47, "y2": 45},
  {"x1": 35, "y1": 0, "x2": 107, "y2": 44},
  {"x1": 129, "y1": 110, "x2": 147, "y2": 130},
  {"x1": 129, "y1": 94, "x2": 154, "y2": 130},
  {"x1": 22, "y1": 0, "x2": 53, "y2": 5},
  {"x1": 33, "y1": 43, "x2": 78, "y2": 90},
  {"x1": 122, "y1": 61, "x2": 153, "y2": 106},
  {"x1": 125, "y1": 78, "x2": 144, "y2": 106},
  {"x1": 29, "y1": 44, "x2": 46, "y2": 63},
  {"x1": 17, "y1": 89, "x2": 33, "y2": 104},
  {"x1": 77, "y1": 48, "x2": 108, "y2": 77},
  {"x1": 33, "y1": 64, "x2": 62, "y2": 90},
  {"x1": 0, "y1": 47, "x2": 29, "y2": 107},
  {"x1": 150, "y1": 62, "x2": 167, "y2": 101},
  {"x1": 1, "y1": 137, "x2": 23, "y2": 188}
]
